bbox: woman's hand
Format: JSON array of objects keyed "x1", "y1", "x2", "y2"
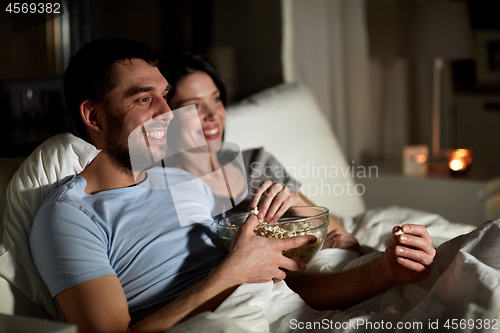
[
  {"x1": 248, "y1": 180, "x2": 297, "y2": 223},
  {"x1": 322, "y1": 229, "x2": 364, "y2": 254},
  {"x1": 383, "y1": 224, "x2": 435, "y2": 285}
]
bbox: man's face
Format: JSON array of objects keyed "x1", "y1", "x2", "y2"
[{"x1": 100, "y1": 58, "x2": 172, "y2": 173}]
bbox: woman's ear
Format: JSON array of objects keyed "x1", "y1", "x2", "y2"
[{"x1": 80, "y1": 100, "x2": 103, "y2": 133}]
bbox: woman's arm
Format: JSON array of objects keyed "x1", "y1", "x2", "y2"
[{"x1": 287, "y1": 224, "x2": 435, "y2": 310}]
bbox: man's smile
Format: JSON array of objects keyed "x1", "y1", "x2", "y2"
[
  {"x1": 142, "y1": 128, "x2": 168, "y2": 145},
  {"x1": 145, "y1": 130, "x2": 167, "y2": 139}
]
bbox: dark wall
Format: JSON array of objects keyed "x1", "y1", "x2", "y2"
[
  {"x1": 212, "y1": 0, "x2": 283, "y2": 101},
  {"x1": 88, "y1": 0, "x2": 283, "y2": 102},
  {"x1": 0, "y1": 0, "x2": 283, "y2": 155}
]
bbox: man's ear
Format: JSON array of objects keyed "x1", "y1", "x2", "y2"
[{"x1": 80, "y1": 100, "x2": 103, "y2": 133}]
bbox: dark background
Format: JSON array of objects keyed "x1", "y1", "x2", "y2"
[
  {"x1": 0, "y1": 0, "x2": 498, "y2": 158},
  {"x1": 0, "y1": 0, "x2": 283, "y2": 156}
]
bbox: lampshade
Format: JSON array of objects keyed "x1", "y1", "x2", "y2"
[{"x1": 403, "y1": 1, "x2": 474, "y2": 59}]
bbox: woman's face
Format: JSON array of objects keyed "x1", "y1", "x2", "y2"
[{"x1": 170, "y1": 70, "x2": 226, "y2": 143}]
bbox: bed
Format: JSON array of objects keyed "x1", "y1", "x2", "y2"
[{"x1": 0, "y1": 82, "x2": 497, "y2": 332}]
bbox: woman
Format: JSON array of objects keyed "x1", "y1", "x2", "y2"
[{"x1": 160, "y1": 52, "x2": 361, "y2": 252}]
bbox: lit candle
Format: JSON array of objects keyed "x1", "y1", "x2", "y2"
[
  {"x1": 403, "y1": 145, "x2": 429, "y2": 176},
  {"x1": 449, "y1": 158, "x2": 464, "y2": 171},
  {"x1": 447, "y1": 149, "x2": 473, "y2": 173}
]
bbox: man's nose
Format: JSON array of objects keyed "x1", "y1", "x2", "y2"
[{"x1": 156, "y1": 101, "x2": 174, "y2": 122}]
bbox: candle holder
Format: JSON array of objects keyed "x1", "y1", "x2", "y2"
[
  {"x1": 403, "y1": 145, "x2": 429, "y2": 177},
  {"x1": 447, "y1": 149, "x2": 473, "y2": 176}
]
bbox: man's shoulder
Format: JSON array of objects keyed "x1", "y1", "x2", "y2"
[
  {"x1": 31, "y1": 175, "x2": 95, "y2": 240},
  {"x1": 38, "y1": 175, "x2": 86, "y2": 212}
]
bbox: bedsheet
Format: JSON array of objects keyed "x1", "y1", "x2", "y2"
[
  {"x1": 347, "y1": 205, "x2": 477, "y2": 251},
  {"x1": 170, "y1": 210, "x2": 498, "y2": 333}
]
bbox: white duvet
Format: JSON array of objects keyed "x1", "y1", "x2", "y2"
[{"x1": 170, "y1": 207, "x2": 499, "y2": 333}]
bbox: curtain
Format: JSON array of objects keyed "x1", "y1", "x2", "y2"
[{"x1": 281, "y1": 0, "x2": 409, "y2": 164}]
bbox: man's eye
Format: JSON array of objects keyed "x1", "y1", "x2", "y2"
[
  {"x1": 162, "y1": 95, "x2": 167, "y2": 100},
  {"x1": 138, "y1": 97, "x2": 149, "y2": 103}
]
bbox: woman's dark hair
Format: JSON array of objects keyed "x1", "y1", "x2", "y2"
[
  {"x1": 63, "y1": 38, "x2": 158, "y2": 141},
  {"x1": 159, "y1": 51, "x2": 227, "y2": 107}
]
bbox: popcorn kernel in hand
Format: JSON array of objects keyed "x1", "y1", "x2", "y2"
[{"x1": 393, "y1": 226, "x2": 404, "y2": 236}]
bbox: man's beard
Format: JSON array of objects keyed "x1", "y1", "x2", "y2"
[
  {"x1": 104, "y1": 114, "x2": 169, "y2": 176},
  {"x1": 104, "y1": 114, "x2": 133, "y2": 174}
]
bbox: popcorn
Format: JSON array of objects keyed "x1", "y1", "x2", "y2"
[
  {"x1": 220, "y1": 209, "x2": 326, "y2": 263},
  {"x1": 394, "y1": 226, "x2": 404, "y2": 236},
  {"x1": 250, "y1": 207, "x2": 267, "y2": 224},
  {"x1": 253, "y1": 221, "x2": 323, "y2": 263}
]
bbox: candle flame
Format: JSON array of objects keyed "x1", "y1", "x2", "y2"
[
  {"x1": 453, "y1": 149, "x2": 469, "y2": 158},
  {"x1": 449, "y1": 159, "x2": 464, "y2": 171}
]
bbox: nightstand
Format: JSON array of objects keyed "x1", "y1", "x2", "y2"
[{"x1": 357, "y1": 165, "x2": 500, "y2": 226}]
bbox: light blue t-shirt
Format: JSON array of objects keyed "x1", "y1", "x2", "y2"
[{"x1": 29, "y1": 167, "x2": 227, "y2": 320}]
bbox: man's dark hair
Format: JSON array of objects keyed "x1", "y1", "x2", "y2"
[
  {"x1": 159, "y1": 51, "x2": 227, "y2": 107},
  {"x1": 64, "y1": 38, "x2": 158, "y2": 141}
]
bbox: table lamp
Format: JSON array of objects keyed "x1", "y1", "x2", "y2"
[{"x1": 403, "y1": 0, "x2": 474, "y2": 163}]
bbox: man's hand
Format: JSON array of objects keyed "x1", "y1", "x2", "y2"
[
  {"x1": 322, "y1": 229, "x2": 364, "y2": 254},
  {"x1": 248, "y1": 180, "x2": 296, "y2": 223},
  {"x1": 219, "y1": 214, "x2": 317, "y2": 282},
  {"x1": 383, "y1": 224, "x2": 435, "y2": 285}
]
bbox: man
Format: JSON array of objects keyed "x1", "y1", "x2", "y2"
[{"x1": 29, "y1": 38, "x2": 435, "y2": 333}]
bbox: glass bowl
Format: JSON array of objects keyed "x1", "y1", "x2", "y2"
[{"x1": 217, "y1": 206, "x2": 329, "y2": 263}]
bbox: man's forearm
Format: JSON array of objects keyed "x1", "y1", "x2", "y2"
[
  {"x1": 130, "y1": 270, "x2": 237, "y2": 333},
  {"x1": 286, "y1": 256, "x2": 393, "y2": 310}
]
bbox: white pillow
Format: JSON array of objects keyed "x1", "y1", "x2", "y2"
[
  {"x1": 0, "y1": 133, "x2": 100, "y2": 319},
  {"x1": 225, "y1": 83, "x2": 365, "y2": 217}
]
